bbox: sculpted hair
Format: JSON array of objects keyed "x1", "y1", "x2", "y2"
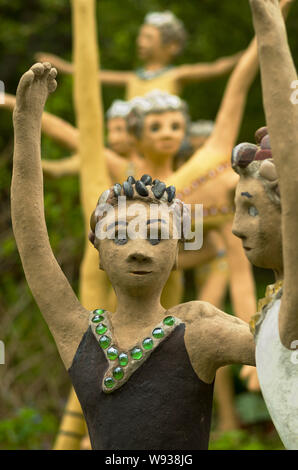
[
  {"x1": 106, "y1": 100, "x2": 132, "y2": 121},
  {"x1": 144, "y1": 11, "x2": 187, "y2": 55},
  {"x1": 127, "y1": 90, "x2": 189, "y2": 139}
]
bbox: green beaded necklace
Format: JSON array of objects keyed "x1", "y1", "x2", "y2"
[{"x1": 90, "y1": 308, "x2": 180, "y2": 393}]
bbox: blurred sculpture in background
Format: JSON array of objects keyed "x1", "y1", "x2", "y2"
[{"x1": 36, "y1": 10, "x2": 243, "y2": 100}]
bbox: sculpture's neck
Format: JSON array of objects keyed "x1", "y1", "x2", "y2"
[
  {"x1": 143, "y1": 59, "x2": 172, "y2": 73},
  {"x1": 142, "y1": 153, "x2": 173, "y2": 181},
  {"x1": 113, "y1": 286, "x2": 165, "y2": 329}
]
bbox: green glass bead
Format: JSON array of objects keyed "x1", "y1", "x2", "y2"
[
  {"x1": 104, "y1": 377, "x2": 115, "y2": 389},
  {"x1": 152, "y1": 327, "x2": 164, "y2": 339},
  {"x1": 130, "y1": 347, "x2": 143, "y2": 360},
  {"x1": 142, "y1": 337, "x2": 153, "y2": 350},
  {"x1": 92, "y1": 314, "x2": 105, "y2": 323},
  {"x1": 163, "y1": 315, "x2": 175, "y2": 326},
  {"x1": 118, "y1": 353, "x2": 129, "y2": 367},
  {"x1": 99, "y1": 335, "x2": 111, "y2": 349},
  {"x1": 95, "y1": 323, "x2": 108, "y2": 335},
  {"x1": 113, "y1": 366, "x2": 124, "y2": 381},
  {"x1": 93, "y1": 308, "x2": 105, "y2": 316},
  {"x1": 107, "y1": 346, "x2": 118, "y2": 361}
]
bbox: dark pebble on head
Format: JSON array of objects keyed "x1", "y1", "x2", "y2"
[
  {"x1": 152, "y1": 181, "x2": 166, "y2": 199},
  {"x1": 135, "y1": 180, "x2": 149, "y2": 197},
  {"x1": 140, "y1": 174, "x2": 152, "y2": 186},
  {"x1": 113, "y1": 183, "x2": 122, "y2": 197},
  {"x1": 166, "y1": 185, "x2": 176, "y2": 202},
  {"x1": 260, "y1": 134, "x2": 271, "y2": 150},
  {"x1": 127, "y1": 175, "x2": 136, "y2": 185},
  {"x1": 123, "y1": 181, "x2": 134, "y2": 199},
  {"x1": 231, "y1": 143, "x2": 258, "y2": 169},
  {"x1": 255, "y1": 126, "x2": 268, "y2": 144}
]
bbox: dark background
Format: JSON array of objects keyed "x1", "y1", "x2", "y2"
[{"x1": 1, "y1": 0, "x2": 296, "y2": 449}]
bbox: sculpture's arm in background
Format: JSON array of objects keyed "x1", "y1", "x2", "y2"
[
  {"x1": 176, "y1": 50, "x2": 243, "y2": 84},
  {"x1": 1, "y1": 93, "x2": 78, "y2": 151},
  {"x1": 35, "y1": 51, "x2": 133, "y2": 87}
]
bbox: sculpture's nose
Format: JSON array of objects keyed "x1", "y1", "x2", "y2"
[
  {"x1": 126, "y1": 240, "x2": 153, "y2": 265},
  {"x1": 127, "y1": 250, "x2": 152, "y2": 263}
]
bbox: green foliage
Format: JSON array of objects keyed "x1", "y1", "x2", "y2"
[
  {"x1": 209, "y1": 429, "x2": 284, "y2": 450},
  {"x1": 0, "y1": 407, "x2": 58, "y2": 450}
]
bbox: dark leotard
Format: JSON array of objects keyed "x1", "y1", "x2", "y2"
[{"x1": 69, "y1": 323, "x2": 214, "y2": 450}]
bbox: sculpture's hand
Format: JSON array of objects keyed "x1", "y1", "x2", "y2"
[
  {"x1": 250, "y1": 0, "x2": 294, "y2": 20},
  {"x1": 13, "y1": 62, "x2": 57, "y2": 126},
  {"x1": 240, "y1": 365, "x2": 260, "y2": 392}
]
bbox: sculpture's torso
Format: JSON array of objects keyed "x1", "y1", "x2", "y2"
[
  {"x1": 126, "y1": 67, "x2": 179, "y2": 100},
  {"x1": 69, "y1": 316, "x2": 214, "y2": 450}
]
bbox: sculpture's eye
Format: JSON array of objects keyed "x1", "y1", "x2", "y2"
[
  {"x1": 147, "y1": 224, "x2": 162, "y2": 245},
  {"x1": 171, "y1": 121, "x2": 181, "y2": 131},
  {"x1": 248, "y1": 205, "x2": 258, "y2": 217},
  {"x1": 150, "y1": 122, "x2": 161, "y2": 132},
  {"x1": 113, "y1": 236, "x2": 128, "y2": 245}
]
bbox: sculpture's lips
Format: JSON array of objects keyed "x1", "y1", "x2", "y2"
[
  {"x1": 130, "y1": 271, "x2": 152, "y2": 275},
  {"x1": 243, "y1": 246, "x2": 252, "y2": 251}
]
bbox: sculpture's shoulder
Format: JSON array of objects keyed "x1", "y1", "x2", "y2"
[
  {"x1": 168, "y1": 301, "x2": 220, "y2": 383},
  {"x1": 169, "y1": 300, "x2": 219, "y2": 348},
  {"x1": 169, "y1": 300, "x2": 217, "y2": 325}
]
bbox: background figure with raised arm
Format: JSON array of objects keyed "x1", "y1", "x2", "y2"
[{"x1": 37, "y1": 10, "x2": 243, "y2": 100}]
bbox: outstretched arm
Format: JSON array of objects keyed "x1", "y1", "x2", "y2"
[
  {"x1": 42, "y1": 148, "x2": 128, "y2": 181},
  {"x1": 42, "y1": 154, "x2": 80, "y2": 177},
  {"x1": 11, "y1": 64, "x2": 89, "y2": 369},
  {"x1": 35, "y1": 52, "x2": 133, "y2": 87},
  {"x1": 175, "y1": 50, "x2": 243, "y2": 84},
  {"x1": 250, "y1": 0, "x2": 298, "y2": 348},
  {"x1": 1, "y1": 93, "x2": 79, "y2": 151}
]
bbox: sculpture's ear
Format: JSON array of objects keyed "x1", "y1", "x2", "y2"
[
  {"x1": 98, "y1": 247, "x2": 105, "y2": 271},
  {"x1": 172, "y1": 243, "x2": 179, "y2": 271}
]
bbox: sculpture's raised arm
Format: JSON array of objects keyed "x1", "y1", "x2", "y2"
[{"x1": 11, "y1": 63, "x2": 89, "y2": 369}]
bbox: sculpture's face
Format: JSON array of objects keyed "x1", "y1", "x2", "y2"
[
  {"x1": 232, "y1": 176, "x2": 282, "y2": 271},
  {"x1": 98, "y1": 200, "x2": 179, "y2": 294},
  {"x1": 139, "y1": 111, "x2": 186, "y2": 162},
  {"x1": 107, "y1": 117, "x2": 134, "y2": 157},
  {"x1": 137, "y1": 24, "x2": 163, "y2": 62}
]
